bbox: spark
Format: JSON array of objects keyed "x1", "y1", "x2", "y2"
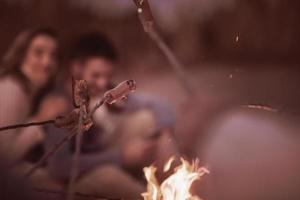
[
  {"x1": 243, "y1": 104, "x2": 278, "y2": 112},
  {"x1": 235, "y1": 36, "x2": 239, "y2": 42}
]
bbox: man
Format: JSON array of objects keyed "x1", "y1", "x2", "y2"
[{"x1": 42, "y1": 32, "x2": 176, "y2": 198}]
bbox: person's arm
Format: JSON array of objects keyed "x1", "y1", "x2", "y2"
[
  {"x1": 13, "y1": 125, "x2": 45, "y2": 160},
  {"x1": 45, "y1": 125, "x2": 121, "y2": 180},
  {"x1": 0, "y1": 81, "x2": 29, "y2": 134},
  {"x1": 0, "y1": 79, "x2": 30, "y2": 160},
  {"x1": 12, "y1": 94, "x2": 69, "y2": 161}
]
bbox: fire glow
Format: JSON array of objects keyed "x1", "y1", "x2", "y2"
[{"x1": 142, "y1": 157, "x2": 209, "y2": 200}]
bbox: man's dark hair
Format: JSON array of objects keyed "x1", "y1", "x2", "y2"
[{"x1": 69, "y1": 32, "x2": 117, "y2": 62}]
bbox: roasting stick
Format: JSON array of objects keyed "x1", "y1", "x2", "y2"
[
  {"x1": 132, "y1": 0, "x2": 188, "y2": 156},
  {"x1": 25, "y1": 80, "x2": 136, "y2": 179},
  {"x1": 66, "y1": 80, "x2": 136, "y2": 200},
  {"x1": 66, "y1": 103, "x2": 84, "y2": 200},
  {"x1": 2, "y1": 79, "x2": 131, "y2": 133},
  {"x1": 25, "y1": 79, "x2": 90, "y2": 180},
  {"x1": 132, "y1": 0, "x2": 194, "y2": 96},
  {"x1": 148, "y1": 29, "x2": 193, "y2": 96},
  {"x1": 0, "y1": 120, "x2": 54, "y2": 132},
  {"x1": 25, "y1": 126, "x2": 78, "y2": 178},
  {"x1": 132, "y1": 1, "x2": 280, "y2": 166},
  {"x1": 25, "y1": 105, "x2": 96, "y2": 179}
]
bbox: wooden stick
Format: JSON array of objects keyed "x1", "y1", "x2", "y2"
[
  {"x1": 147, "y1": 28, "x2": 194, "y2": 95},
  {"x1": 0, "y1": 120, "x2": 54, "y2": 132},
  {"x1": 88, "y1": 99, "x2": 105, "y2": 119},
  {"x1": 133, "y1": 1, "x2": 189, "y2": 155},
  {"x1": 25, "y1": 78, "x2": 135, "y2": 179},
  {"x1": 66, "y1": 104, "x2": 84, "y2": 200},
  {"x1": 25, "y1": 97, "x2": 106, "y2": 179},
  {"x1": 25, "y1": 126, "x2": 78, "y2": 178},
  {"x1": 133, "y1": 0, "x2": 194, "y2": 96}
]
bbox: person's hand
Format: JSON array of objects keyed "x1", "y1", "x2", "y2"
[
  {"x1": 36, "y1": 95, "x2": 68, "y2": 120},
  {"x1": 121, "y1": 138, "x2": 156, "y2": 168}
]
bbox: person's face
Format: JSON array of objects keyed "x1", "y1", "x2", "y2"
[
  {"x1": 21, "y1": 34, "x2": 58, "y2": 89},
  {"x1": 81, "y1": 57, "x2": 114, "y2": 97}
]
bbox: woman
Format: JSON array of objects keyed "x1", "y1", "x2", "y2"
[{"x1": 0, "y1": 28, "x2": 59, "y2": 162}]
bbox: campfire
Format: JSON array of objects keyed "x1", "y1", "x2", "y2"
[{"x1": 142, "y1": 157, "x2": 209, "y2": 200}]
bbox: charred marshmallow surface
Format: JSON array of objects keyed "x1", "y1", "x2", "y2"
[{"x1": 104, "y1": 80, "x2": 137, "y2": 104}]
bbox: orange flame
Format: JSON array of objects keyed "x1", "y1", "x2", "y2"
[{"x1": 142, "y1": 157, "x2": 209, "y2": 200}]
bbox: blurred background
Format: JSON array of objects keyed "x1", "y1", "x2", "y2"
[
  {"x1": 1, "y1": 0, "x2": 300, "y2": 200},
  {"x1": 1, "y1": 0, "x2": 299, "y2": 111}
]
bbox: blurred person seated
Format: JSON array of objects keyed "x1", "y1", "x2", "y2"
[
  {"x1": 193, "y1": 106, "x2": 300, "y2": 200},
  {"x1": 174, "y1": 94, "x2": 300, "y2": 199},
  {"x1": 36, "y1": 32, "x2": 177, "y2": 199},
  {"x1": 0, "y1": 28, "x2": 59, "y2": 163}
]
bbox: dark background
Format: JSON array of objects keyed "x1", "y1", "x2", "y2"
[
  {"x1": 1, "y1": 0, "x2": 300, "y2": 65},
  {"x1": 0, "y1": 0, "x2": 300, "y2": 113}
]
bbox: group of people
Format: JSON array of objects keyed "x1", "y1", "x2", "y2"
[{"x1": 0, "y1": 28, "x2": 177, "y2": 198}]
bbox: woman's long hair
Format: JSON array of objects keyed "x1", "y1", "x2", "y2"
[
  {"x1": 0, "y1": 28, "x2": 59, "y2": 92},
  {"x1": 0, "y1": 28, "x2": 60, "y2": 115}
]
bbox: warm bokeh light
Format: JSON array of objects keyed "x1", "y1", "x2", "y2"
[{"x1": 142, "y1": 157, "x2": 209, "y2": 200}]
